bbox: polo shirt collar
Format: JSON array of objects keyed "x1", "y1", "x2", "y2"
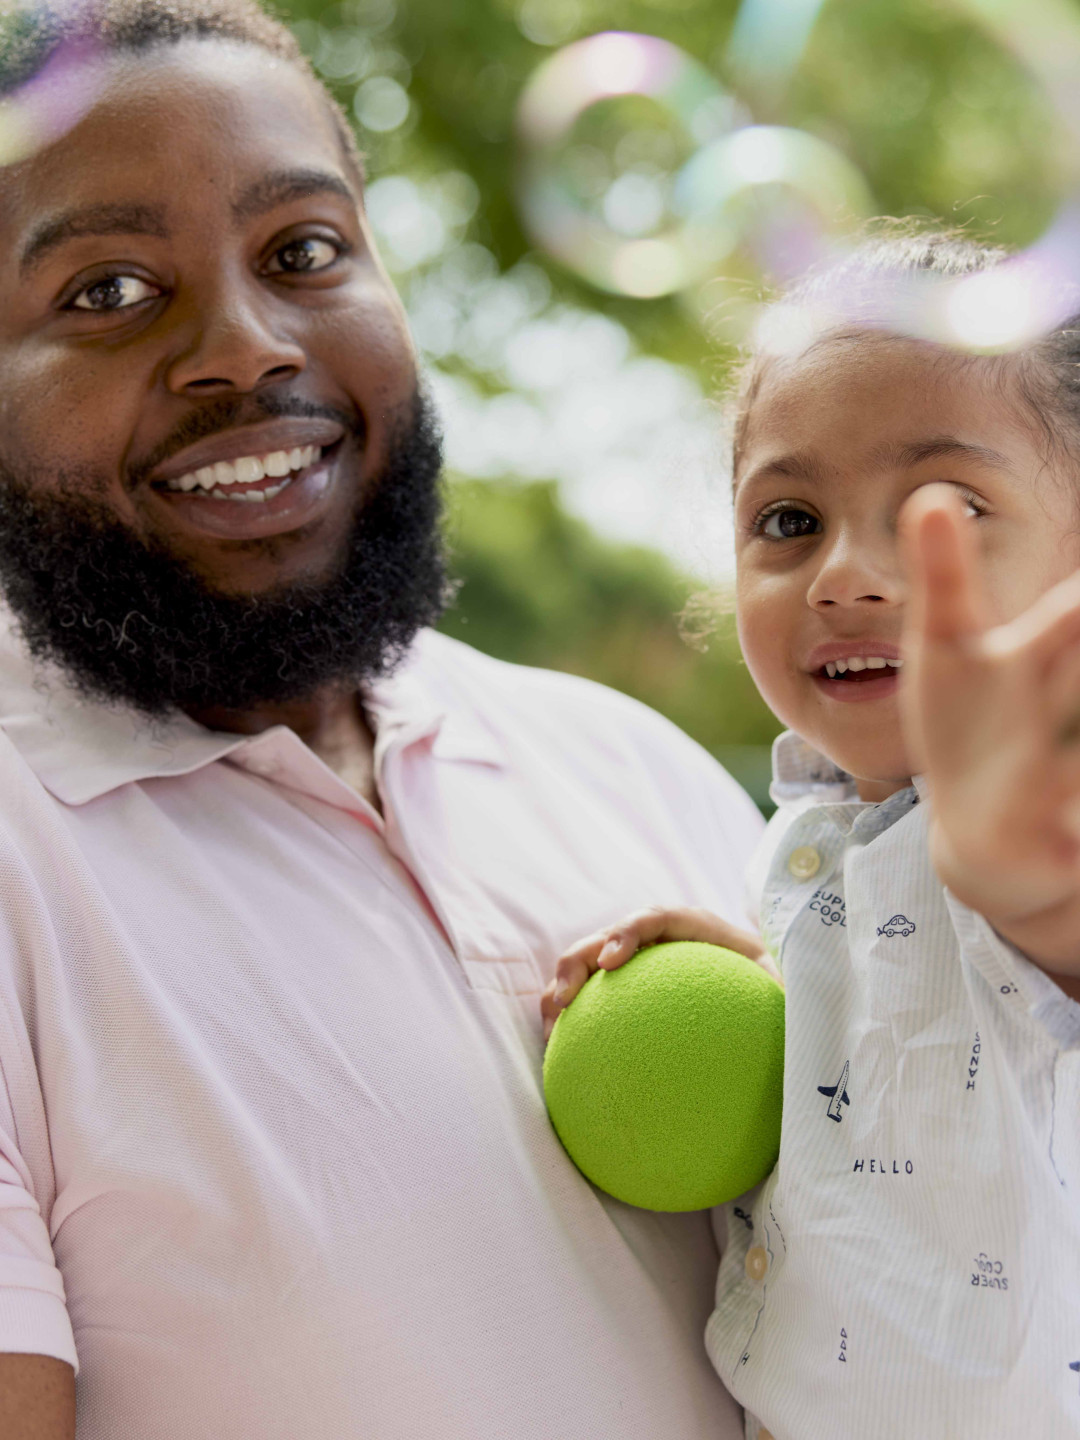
[{"x1": 0, "y1": 612, "x2": 504, "y2": 806}]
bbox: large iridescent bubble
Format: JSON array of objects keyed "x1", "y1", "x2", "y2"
[
  {"x1": 516, "y1": 1, "x2": 1080, "y2": 352},
  {"x1": 515, "y1": 30, "x2": 869, "y2": 301}
]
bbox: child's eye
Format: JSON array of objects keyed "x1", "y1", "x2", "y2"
[
  {"x1": 954, "y1": 486, "x2": 987, "y2": 518},
  {"x1": 758, "y1": 506, "x2": 822, "y2": 540}
]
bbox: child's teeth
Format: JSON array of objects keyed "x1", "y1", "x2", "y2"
[{"x1": 823, "y1": 655, "x2": 901, "y2": 678}]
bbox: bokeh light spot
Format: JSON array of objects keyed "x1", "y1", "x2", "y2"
[{"x1": 354, "y1": 74, "x2": 410, "y2": 133}]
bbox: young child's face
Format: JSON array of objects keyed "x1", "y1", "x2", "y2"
[{"x1": 733, "y1": 334, "x2": 1080, "y2": 801}]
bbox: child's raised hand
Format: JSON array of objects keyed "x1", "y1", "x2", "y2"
[
  {"x1": 900, "y1": 484, "x2": 1080, "y2": 980},
  {"x1": 540, "y1": 907, "x2": 774, "y2": 1042}
]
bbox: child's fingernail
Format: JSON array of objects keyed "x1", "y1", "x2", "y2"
[
  {"x1": 598, "y1": 940, "x2": 619, "y2": 966},
  {"x1": 552, "y1": 979, "x2": 570, "y2": 1005}
]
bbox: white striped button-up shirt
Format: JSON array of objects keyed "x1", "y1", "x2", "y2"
[{"x1": 706, "y1": 732, "x2": 1080, "y2": 1440}]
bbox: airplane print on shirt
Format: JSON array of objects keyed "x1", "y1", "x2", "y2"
[{"x1": 818, "y1": 1060, "x2": 851, "y2": 1122}]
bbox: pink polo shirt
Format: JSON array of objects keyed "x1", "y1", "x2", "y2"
[{"x1": 0, "y1": 616, "x2": 761, "y2": 1438}]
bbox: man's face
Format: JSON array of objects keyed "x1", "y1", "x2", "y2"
[{"x1": 0, "y1": 38, "x2": 416, "y2": 595}]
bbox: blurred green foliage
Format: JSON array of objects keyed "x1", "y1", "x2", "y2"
[
  {"x1": 443, "y1": 479, "x2": 775, "y2": 733},
  {"x1": 281, "y1": 0, "x2": 1064, "y2": 804}
]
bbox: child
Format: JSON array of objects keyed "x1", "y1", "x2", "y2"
[{"x1": 542, "y1": 230, "x2": 1080, "y2": 1439}]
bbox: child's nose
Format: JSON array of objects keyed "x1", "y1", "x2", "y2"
[{"x1": 806, "y1": 534, "x2": 902, "y2": 610}]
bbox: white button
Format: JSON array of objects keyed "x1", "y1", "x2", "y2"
[
  {"x1": 787, "y1": 845, "x2": 821, "y2": 881},
  {"x1": 745, "y1": 1245, "x2": 769, "y2": 1283}
]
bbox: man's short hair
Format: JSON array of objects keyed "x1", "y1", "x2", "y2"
[{"x1": 1, "y1": 0, "x2": 365, "y2": 179}]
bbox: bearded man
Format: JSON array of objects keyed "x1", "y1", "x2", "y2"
[{"x1": 0, "y1": 4, "x2": 762, "y2": 1435}]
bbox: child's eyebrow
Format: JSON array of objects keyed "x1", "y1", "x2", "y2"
[
  {"x1": 737, "y1": 437, "x2": 1016, "y2": 495},
  {"x1": 737, "y1": 451, "x2": 828, "y2": 492},
  {"x1": 870, "y1": 437, "x2": 1016, "y2": 474}
]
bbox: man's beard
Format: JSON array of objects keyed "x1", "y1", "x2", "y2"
[{"x1": 0, "y1": 389, "x2": 449, "y2": 718}]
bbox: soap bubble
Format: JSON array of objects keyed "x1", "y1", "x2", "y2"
[
  {"x1": 516, "y1": 0, "x2": 1080, "y2": 352},
  {"x1": 515, "y1": 29, "x2": 867, "y2": 300},
  {"x1": 0, "y1": 4, "x2": 105, "y2": 168},
  {"x1": 516, "y1": 32, "x2": 746, "y2": 298},
  {"x1": 0, "y1": 42, "x2": 103, "y2": 166},
  {"x1": 675, "y1": 125, "x2": 872, "y2": 285}
]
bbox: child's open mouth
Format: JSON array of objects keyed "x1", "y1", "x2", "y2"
[{"x1": 812, "y1": 655, "x2": 903, "y2": 702}]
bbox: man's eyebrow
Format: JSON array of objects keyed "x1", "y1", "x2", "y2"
[
  {"x1": 874, "y1": 437, "x2": 1017, "y2": 473},
  {"x1": 231, "y1": 167, "x2": 358, "y2": 224},
  {"x1": 19, "y1": 202, "x2": 168, "y2": 276}
]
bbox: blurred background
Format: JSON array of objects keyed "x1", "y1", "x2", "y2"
[{"x1": 279, "y1": 0, "x2": 1067, "y2": 810}]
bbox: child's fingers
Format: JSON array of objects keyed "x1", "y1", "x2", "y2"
[
  {"x1": 593, "y1": 906, "x2": 766, "y2": 967},
  {"x1": 540, "y1": 981, "x2": 559, "y2": 1043},
  {"x1": 546, "y1": 907, "x2": 773, "y2": 1033},
  {"x1": 550, "y1": 946, "x2": 603, "y2": 1011},
  {"x1": 988, "y1": 568, "x2": 1080, "y2": 676},
  {"x1": 549, "y1": 921, "x2": 635, "y2": 1010},
  {"x1": 899, "y1": 484, "x2": 985, "y2": 647}
]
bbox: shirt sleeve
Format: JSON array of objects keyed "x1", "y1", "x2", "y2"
[
  {"x1": 0, "y1": 1116, "x2": 77, "y2": 1370},
  {"x1": 946, "y1": 891, "x2": 1080, "y2": 1050}
]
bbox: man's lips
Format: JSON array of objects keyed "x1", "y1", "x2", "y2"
[
  {"x1": 146, "y1": 441, "x2": 347, "y2": 541},
  {"x1": 146, "y1": 417, "x2": 348, "y2": 489}
]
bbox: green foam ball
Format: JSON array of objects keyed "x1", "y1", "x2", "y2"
[{"x1": 543, "y1": 941, "x2": 784, "y2": 1212}]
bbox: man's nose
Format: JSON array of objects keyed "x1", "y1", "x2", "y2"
[
  {"x1": 805, "y1": 529, "x2": 903, "y2": 611},
  {"x1": 164, "y1": 280, "x2": 306, "y2": 395}
]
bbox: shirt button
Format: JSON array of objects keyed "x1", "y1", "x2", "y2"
[
  {"x1": 745, "y1": 1245, "x2": 769, "y2": 1283},
  {"x1": 787, "y1": 845, "x2": 821, "y2": 880}
]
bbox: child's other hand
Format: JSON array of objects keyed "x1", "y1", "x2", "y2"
[
  {"x1": 900, "y1": 484, "x2": 1080, "y2": 983},
  {"x1": 540, "y1": 907, "x2": 775, "y2": 1043}
]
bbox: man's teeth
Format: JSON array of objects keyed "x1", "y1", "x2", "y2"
[
  {"x1": 165, "y1": 445, "x2": 321, "y2": 498},
  {"x1": 824, "y1": 657, "x2": 903, "y2": 678}
]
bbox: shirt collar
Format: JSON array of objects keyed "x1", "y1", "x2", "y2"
[
  {"x1": 770, "y1": 730, "x2": 859, "y2": 806},
  {"x1": 0, "y1": 614, "x2": 505, "y2": 806},
  {"x1": 770, "y1": 729, "x2": 922, "y2": 823}
]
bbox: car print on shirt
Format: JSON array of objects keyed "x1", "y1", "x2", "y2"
[
  {"x1": 877, "y1": 913, "x2": 916, "y2": 938},
  {"x1": 1070, "y1": 1360, "x2": 1080, "y2": 1394},
  {"x1": 818, "y1": 1060, "x2": 851, "y2": 1122}
]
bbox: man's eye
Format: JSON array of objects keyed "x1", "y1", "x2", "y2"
[
  {"x1": 71, "y1": 275, "x2": 158, "y2": 311},
  {"x1": 267, "y1": 237, "x2": 341, "y2": 274},
  {"x1": 761, "y1": 508, "x2": 821, "y2": 539}
]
